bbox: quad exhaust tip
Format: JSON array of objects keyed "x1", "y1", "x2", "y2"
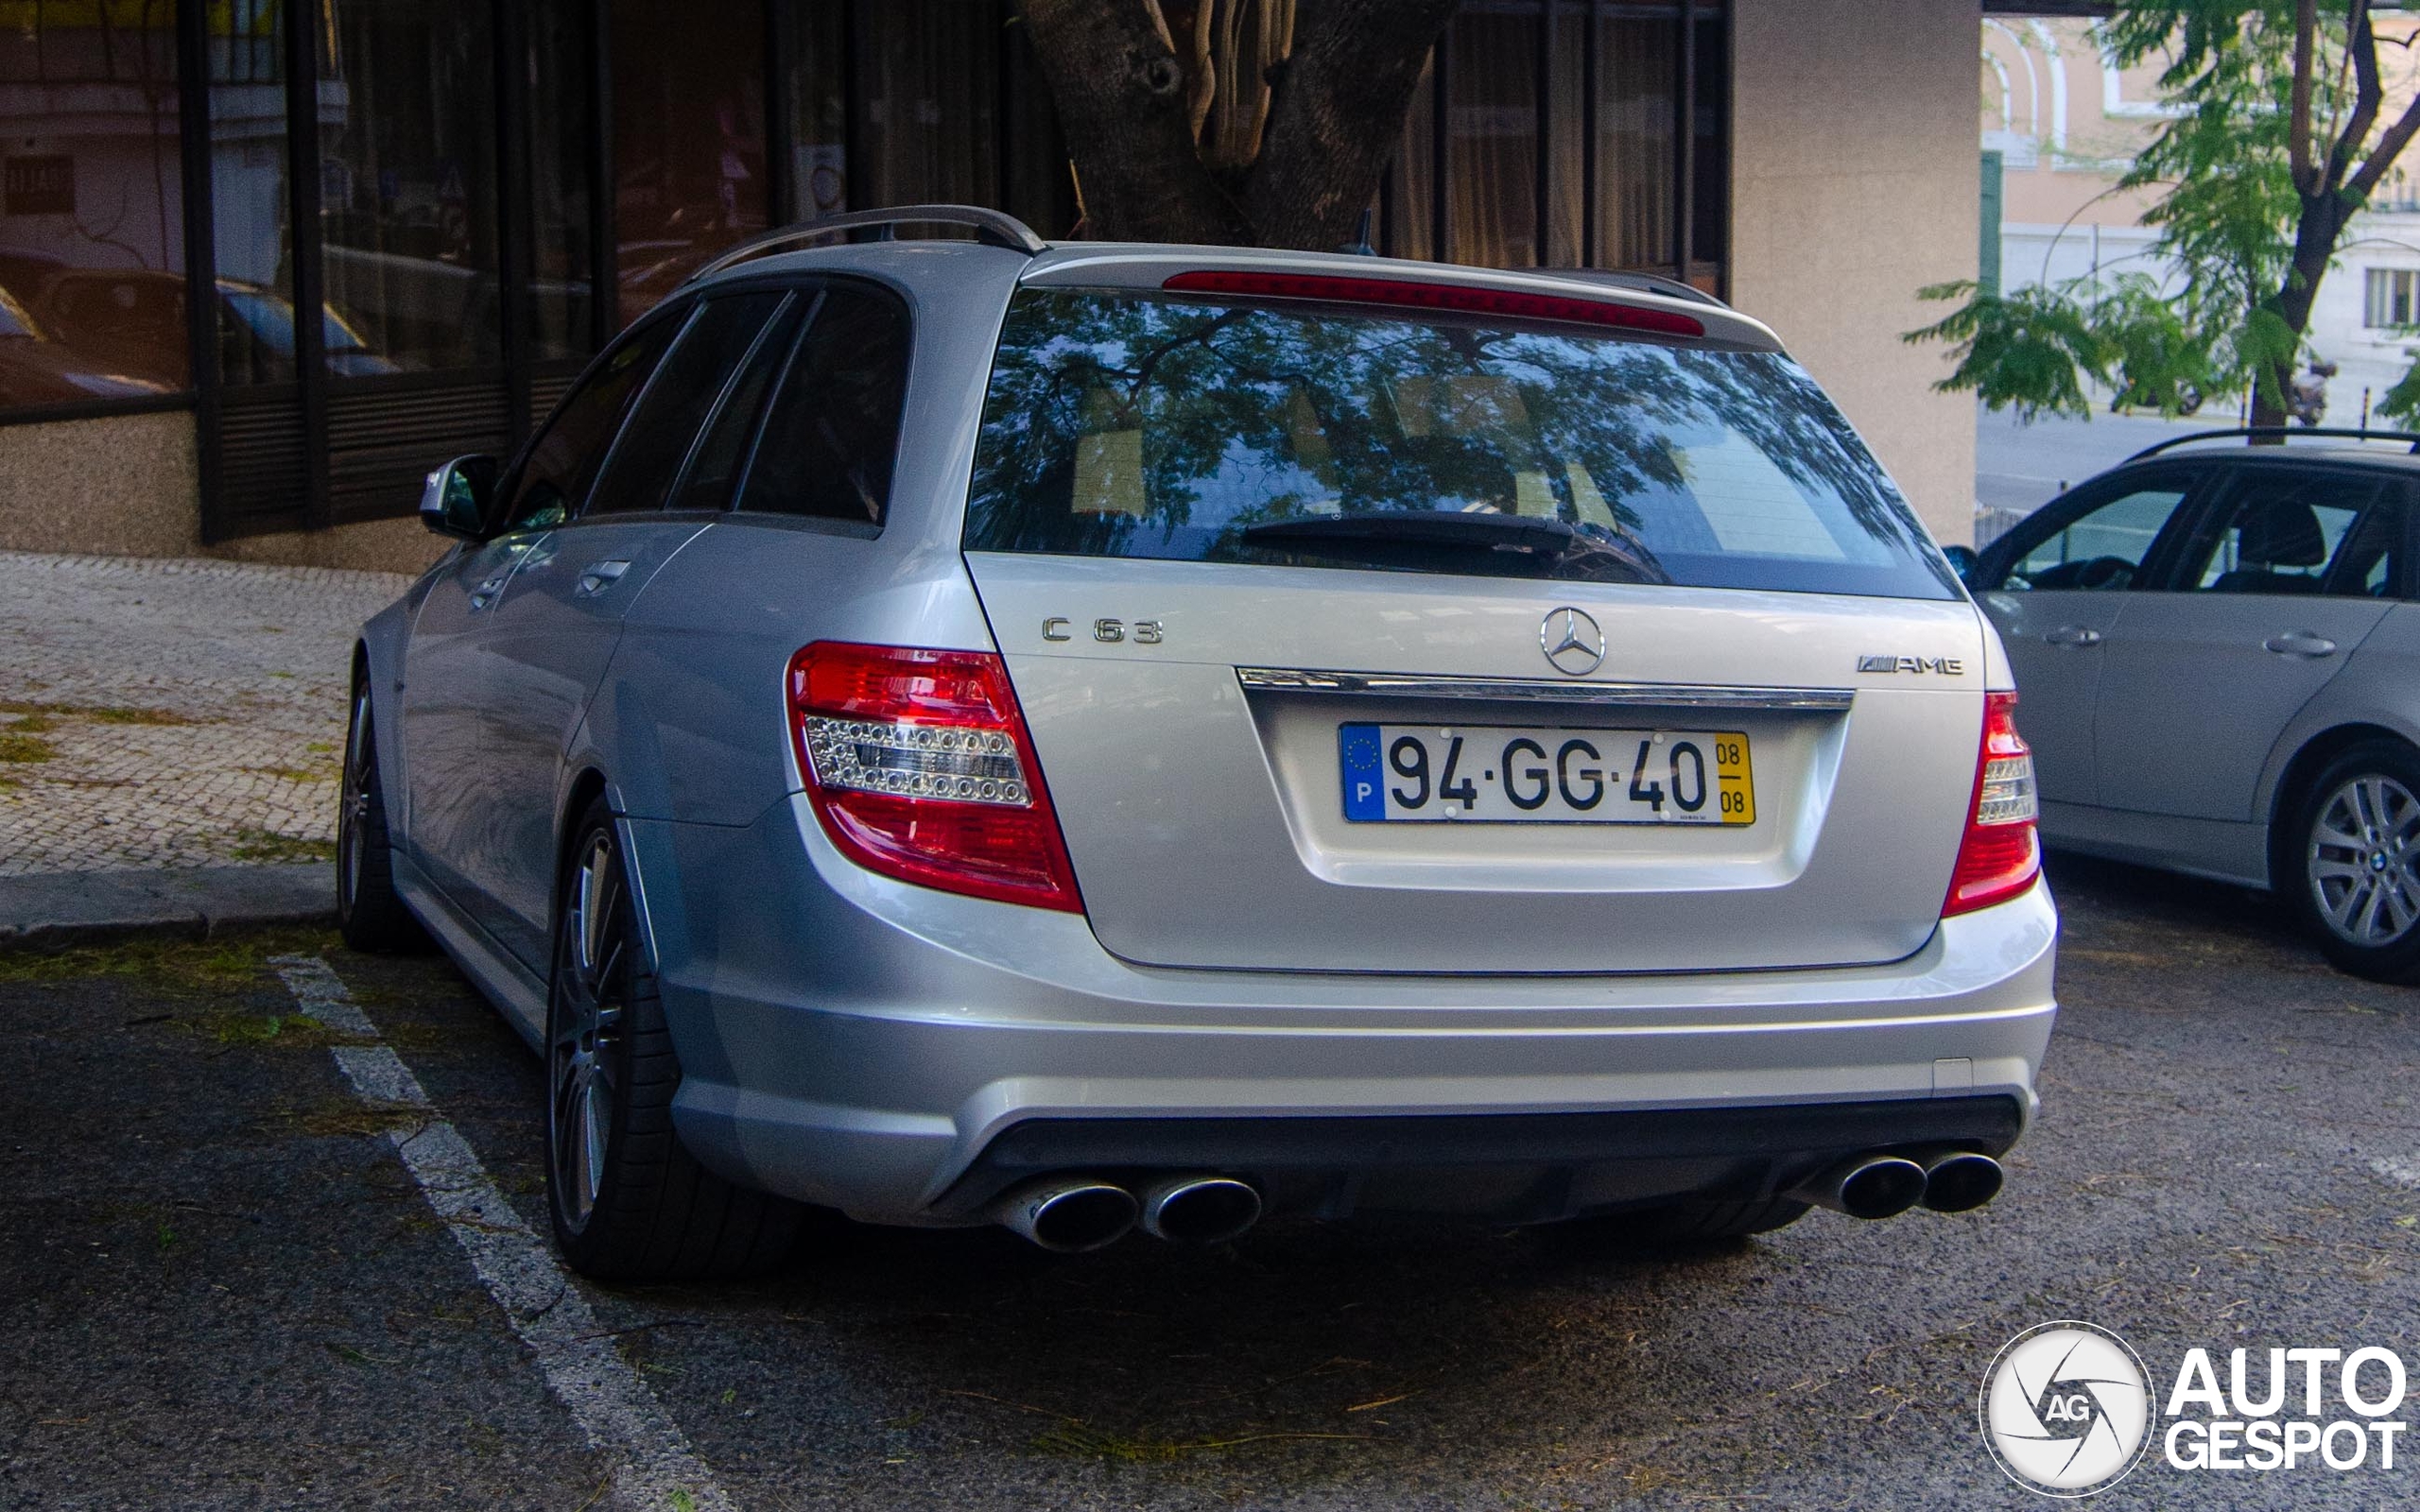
[
  {"x1": 1792, "y1": 1150, "x2": 2007, "y2": 1221},
  {"x1": 1138, "y1": 1177, "x2": 1263, "y2": 1245},
  {"x1": 1916, "y1": 1149, "x2": 2005, "y2": 1213},
  {"x1": 995, "y1": 1179, "x2": 1139, "y2": 1253}
]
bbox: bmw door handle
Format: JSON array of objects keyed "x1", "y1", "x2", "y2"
[
  {"x1": 576, "y1": 559, "x2": 633, "y2": 598},
  {"x1": 2263, "y1": 630, "x2": 2339, "y2": 658},
  {"x1": 2043, "y1": 625, "x2": 2103, "y2": 648}
]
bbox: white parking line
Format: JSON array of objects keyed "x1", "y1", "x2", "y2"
[
  {"x1": 270, "y1": 955, "x2": 735, "y2": 1512},
  {"x1": 2372, "y1": 1155, "x2": 2420, "y2": 1191}
]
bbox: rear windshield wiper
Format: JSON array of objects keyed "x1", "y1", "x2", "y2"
[{"x1": 1238, "y1": 510, "x2": 1670, "y2": 585}]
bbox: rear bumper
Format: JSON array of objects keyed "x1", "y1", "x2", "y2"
[{"x1": 631, "y1": 795, "x2": 2059, "y2": 1227}]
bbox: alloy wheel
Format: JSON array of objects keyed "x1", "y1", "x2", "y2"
[
  {"x1": 2308, "y1": 773, "x2": 2420, "y2": 946},
  {"x1": 337, "y1": 690, "x2": 372, "y2": 915},
  {"x1": 549, "y1": 833, "x2": 628, "y2": 1229}
]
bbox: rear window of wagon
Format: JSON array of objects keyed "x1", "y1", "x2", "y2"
[{"x1": 961, "y1": 287, "x2": 1960, "y2": 600}]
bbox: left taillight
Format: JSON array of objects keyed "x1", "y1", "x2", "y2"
[
  {"x1": 1943, "y1": 690, "x2": 2041, "y2": 918},
  {"x1": 786, "y1": 642, "x2": 1084, "y2": 914}
]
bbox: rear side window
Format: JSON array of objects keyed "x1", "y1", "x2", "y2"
[
  {"x1": 735, "y1": 285, "x2": 911, "y2": 524},
  {"x1": 1999, "y1": 479, "x2": 2193, "y2": 592},
  {"x1": 587, "y1": 291, "x2": 789, "y2": 517},
  {"x1": 963, "y1": 289, "x2": 1957, "y2": 599},
  {"x1": 2180, "y1": 472, "x2": 2377, "y2": 596}
]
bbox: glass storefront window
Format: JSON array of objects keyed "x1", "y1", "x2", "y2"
[
  {"x1": 784, "y1": 2, "x2": 850, "y2": 221},
  {"x1": 315, "y1": 0, "x2": 500, "y2": 375},
  {"x1": 612, "y1": 0, "x2": 766, "y2": 326},
  {"x1": 1446, "y1": 6, "x2": 1541, "y2": 268},
  {"x1": 856, "y1": 0, "x2": 999, "y2": 210},
  {"x1": 0, "y1": 0, "x2": 185, "y2": 407},
  {"x1": 529, "y1": 0, "x2": 596, "y2": 361},
  {"x1": 210, "y1": 0, "x2": 297, "y2": 386},
  {"x1": 1598, "y1": 17, "x2": 1676, "y2": 274}
]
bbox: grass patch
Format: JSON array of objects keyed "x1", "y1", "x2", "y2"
[
  {"x1": 0, "y1": 730, "x2": 57, "y2": 763},
  {"x1": 180, "y1": 1008, "x2": 350, "y2": 1049},
  {"x1": 260, "y1": 1097, "x2": 425, "y2": 1140},
  {"x1": 0, "y1": 699, "x2": 204, "y2": 727},
  {"x1": 225, "y1": 828, "x2": 337, "y2": 864},
  {"x1": 0, "y1": 924, "x2": 341, "y2": 992},
  {"x1": 242, "y1": 764, "x2": 333, "y2": 782}
]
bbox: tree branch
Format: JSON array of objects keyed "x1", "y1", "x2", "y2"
[
  {"x1": 2348, "y1": 88, "x2": 2420, "y2": 200},
  {"x1": 1241, "y1": 0, "x2": 1460, "y2": 249},
  {"x1": 2290, "y1": 0, "x2": 2320, "y2": 192},
  {"x1": 2330, "y1": 0, "x2": 2380, "y2": 191}
]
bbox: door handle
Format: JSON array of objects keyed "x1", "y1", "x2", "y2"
[
  {"x1": 2043, "y1": 625, "x2": 2103, "y2": 648},
  {"x1": 469, "y1": 572, "x2": 510, "y2": 610},
  {"x1": 575, "y1": 559, "x2": 632, "y2": 597},
  {"x1": 2263, "y1": 631, "x2": 2339, "y2": 658}
]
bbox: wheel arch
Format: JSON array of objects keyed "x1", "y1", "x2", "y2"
[{"x1": 2264, "y1": 722, "x2": 2413, "y2": 889}]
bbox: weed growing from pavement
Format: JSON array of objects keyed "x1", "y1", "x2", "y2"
[
  {"x1": 240, "y1": 764, "x2": 334, "y2": 782},
  {"x1": 0, "y1": 698, "x2": 206, "y2": 727},
  {"x1": 224, "y1": 827, "x2": 338, "y2": 864},
  {"x1": 0, "y1": 728, "x2": 56, "y2": 763}
]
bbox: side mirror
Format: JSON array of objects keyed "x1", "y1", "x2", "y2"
[
  {"x1": 421, "y1": 455, "x2": 497, "y2": 541},
  {"x1": 1942, "y1": 543, "x2": 1980, "y2": 588}
]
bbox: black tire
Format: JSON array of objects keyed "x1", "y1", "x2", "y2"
[
  {"x1": 2280, "y1": 739, "x2": 2420, "y2": 984},
  {"x1": 337, "y1": 679, "x2": 429, "y2": 954},
  {"x1": 1552, "y1": 1195, "x2": 1810, "y2": 1254},
  {"x1": 544, "y1": 799, "x2": 803, "y2": 1281}
]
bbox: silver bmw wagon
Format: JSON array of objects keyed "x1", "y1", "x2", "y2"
[{"x1": 342, "y1": 206, "x2": 2057, "y2": 1280}]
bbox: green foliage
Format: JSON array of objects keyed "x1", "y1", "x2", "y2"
[{"x1": 1913, "y1": 2, "x2": 2420, "y2": 420}]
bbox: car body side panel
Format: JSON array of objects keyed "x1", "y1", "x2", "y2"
[{"x1": 2247, "y1": 600, "x2": 2420, "y2": 870}]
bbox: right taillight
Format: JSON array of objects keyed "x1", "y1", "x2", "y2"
[
  {"x1": 1944, "y1": 690, "x2": 2040, "y2": 917},
  {"x1": 786, "y1": 642, "x2": 1084, "y2": 914}
]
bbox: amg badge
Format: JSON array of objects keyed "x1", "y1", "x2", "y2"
[{"x1": 1858, "y1": 654, "x2": 1964, "y2": 675}]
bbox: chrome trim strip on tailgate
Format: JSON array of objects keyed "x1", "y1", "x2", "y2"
[{"x1": 1235, "y1": 667, "x2": 1856, "y2": 712}]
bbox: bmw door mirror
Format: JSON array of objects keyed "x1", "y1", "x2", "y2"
[
  {"x1": 1942, "y1": 543, "x2": 1980, "y2": 588},
  {"x1": 421, "y1": 455, "x2": 498, "y2": 541}
]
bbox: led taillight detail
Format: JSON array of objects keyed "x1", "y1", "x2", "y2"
[
  {"x1": 787, "y1": 642, "x2": 1082, "y2": 913},
  {"x1": 1944, "y1": 690, "x2": 2041, "y2": 918},
  {"x1": 1158, "y1": 269, "x2": 1706, "y2": 338}
]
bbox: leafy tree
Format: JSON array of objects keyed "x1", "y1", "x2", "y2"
[
  {"x1": 1015, "y1": 0, "x2": 1460, "y2": 249},
  {"x1": 1908, "y1": 1, "x2": 2420, "y2": 427}
]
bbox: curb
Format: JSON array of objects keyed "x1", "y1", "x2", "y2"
[{"x1": 0, "y1": 864, "x2": 336, "y2": 952}]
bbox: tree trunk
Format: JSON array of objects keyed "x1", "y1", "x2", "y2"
[
  {"x1": 2256, "y1": 191, "x2": 2348, "y2": 429},
  {"x1": 1017, "y1": 0, "x2": 1459, "y2": 249}
]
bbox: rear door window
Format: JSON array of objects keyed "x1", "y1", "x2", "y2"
[
  {"x1": 735, "y1": 284, "x2": 911, "y2": 525},
  {"x1": 585, "y1": 291, "x2": 789, "y2": 517},
  {"x1": 963, "y1": 288, "x2": 1958, "y2": 599},
  {"x1": 2177, "y1": 470, "x2": 2379, "y2": 596}
]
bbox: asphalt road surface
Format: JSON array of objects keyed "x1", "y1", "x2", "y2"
[
  {"x1": 6, "y1": 854, "x2": 2419, "y2": 1510},
  {"x1": 1976, "y1": 404, "x2": 2221, "y2": 521}
]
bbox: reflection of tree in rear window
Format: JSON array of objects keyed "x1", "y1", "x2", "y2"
[{"x1": 965, "y1": 290, "x2": 1957, "y2": 600}]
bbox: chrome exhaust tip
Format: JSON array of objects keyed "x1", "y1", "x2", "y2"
[
  {"x1": 994, "y1": 1179, "x2": 1138, "y2": 1253},
  {"x1": 1792, "y1": 1155, "x2": 1928, "y2": 1220},
  {"x1": 1137, "y1": 1177, "x2": 1263, "y2": 1245},
  {"x1": 1916, "y1": 1149, "x2": 2005, "y2": 1213}
]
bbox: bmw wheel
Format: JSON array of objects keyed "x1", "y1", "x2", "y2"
[
  {"x1": 544, "y1": 798, "x2": 803, "y2": 1281},
  {"x1": 336, "y1": 679, "x2": 426, "y2": 953},
  {"x1": 2287, "y1": 741, "x2": 2420, "y2": 983}
]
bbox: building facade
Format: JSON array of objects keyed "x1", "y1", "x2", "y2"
[{"x1": 0, "y1": 0, "x2": 1983, "y2": 571}]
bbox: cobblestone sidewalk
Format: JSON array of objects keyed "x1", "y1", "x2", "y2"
[{"x1": 0, "y1": 552, "x2": 411, "y2": 876}]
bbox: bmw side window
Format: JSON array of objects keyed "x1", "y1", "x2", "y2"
[
  {"x1": 2321, "y1": 490, "x2": 2408, "y2": 599},
  {"x1": 584, "y1": 291, "x2": 790, "y2": 518},
  {"x1": 2178, "y1": 472, "x2": 2377, "y2": 596},
  {"x1": 498, "y1": 308, "x2": 685, "y2": 533},
  {"x1": 1996, "y1": 475, "x2": 2197, "y2": 592},
  {"x1": 735, "y1": 284, "x2": 910, "y2": 524}
]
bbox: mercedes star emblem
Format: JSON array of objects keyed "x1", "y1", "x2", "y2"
[{"x1": 1541, "y1": 607, "x2": 1605, "y2": 677}]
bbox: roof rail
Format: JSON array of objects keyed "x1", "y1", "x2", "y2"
[
  {"x1": 2126, "y1": 425, "x2": 2420, "y2": 462},
  {"x1": 684, "y1": 205, "x2": 1046, "y2": 285},
  {"x1": 1543, "y1": 267, "x2": 1728, "y2": 309}
]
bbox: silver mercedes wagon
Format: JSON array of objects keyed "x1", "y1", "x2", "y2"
[{"x1": 342, "y1": 206, "x2": 2056, "y2": 1280}]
